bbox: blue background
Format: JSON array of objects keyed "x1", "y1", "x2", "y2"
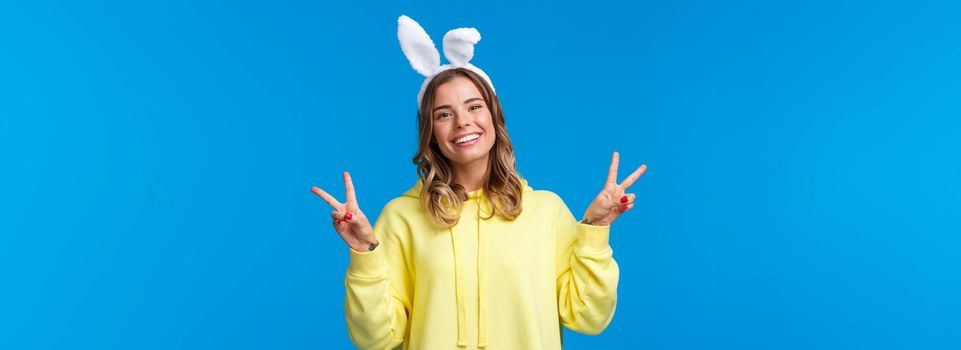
[{"x1": 2, "y1": 0, "x2": 959, "y2": 348}]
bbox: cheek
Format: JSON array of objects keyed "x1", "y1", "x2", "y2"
[
  {"x1": 481, "y1": 115, "x2": 495, "y2": 140},
  {"x1": 431, "y1": 124, "x2": 445, "y2": 143}
]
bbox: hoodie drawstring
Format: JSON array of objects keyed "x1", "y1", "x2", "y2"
[
  {"x1": 450, "y1": 224, "x2": 467, "y2": 347},
  {"x1": 477, "y1": 194, "x2": 488, "y2": 348},
  {"x1": 450, "y1": 192, "x2": 490, "y2": 348}
]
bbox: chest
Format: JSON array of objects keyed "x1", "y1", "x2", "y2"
[{"x1": 411, "y1": 202, "x2": 557, "y2": 286}]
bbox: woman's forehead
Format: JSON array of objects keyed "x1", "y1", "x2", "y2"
[{"x1": 435, "y1": 77, "x2": 483, "y2": 101}]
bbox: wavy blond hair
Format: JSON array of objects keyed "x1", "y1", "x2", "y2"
[{"x1": 412, "y1": 68, "x2": 524, "y2": 228}]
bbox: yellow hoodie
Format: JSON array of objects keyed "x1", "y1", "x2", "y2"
[{"x1": 344, "y1": 178, "x2": 619, "y2": 349}]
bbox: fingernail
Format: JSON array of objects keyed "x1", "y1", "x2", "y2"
[
  {"x1": 621, "y1": 196, "x2": 628, "y2": 203},
  {"x1": 344, "y1": 212, "x2": 353, "y2": 221},
  {"x1": 622, "y1": 205, "x2": 629, "y2": 211},
  {"x1": 336, "y1": 220, "x2": 342, "y2": 224}
]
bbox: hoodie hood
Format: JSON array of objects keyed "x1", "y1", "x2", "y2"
[{"x1": 400, "y1": 178, "x2": 532, "y2": 348}]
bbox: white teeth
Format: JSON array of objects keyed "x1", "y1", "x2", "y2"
[{"x1": 454, "y1": 133, "x2": 480, "y2": 144}]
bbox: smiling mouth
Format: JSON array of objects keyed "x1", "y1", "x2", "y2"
[{"x1": 453, "y1": 133, "x2": 481, "y2": 144}]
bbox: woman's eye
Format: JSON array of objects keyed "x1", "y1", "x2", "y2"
[
  {"x1": 436, "y1": 112, "x2": 450, "y2": 119},
  {"x1": 469, "y1": 105, "x2": 482, "y2": 111}
]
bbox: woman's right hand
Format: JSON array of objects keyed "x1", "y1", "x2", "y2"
[{"x1": 311, "y1": 171, "x2": 378, "y2": 252}]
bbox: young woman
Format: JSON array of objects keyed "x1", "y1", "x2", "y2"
[{"x1": 311, "y1": 16, "x2": 646, "y2": 349}]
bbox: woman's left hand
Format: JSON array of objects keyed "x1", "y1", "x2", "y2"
[{"x1": 582, "y1": 151, "x2": 647, "y2": 226}]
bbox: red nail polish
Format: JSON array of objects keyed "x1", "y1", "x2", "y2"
[
  {"x1": 344, "y1": 212, "x2": 353, "y2": 221},
  {"x1": 621, "y1": 196, "x2": 628, "y2": 203},
  {"x1": 622, "y1": 205, "x2": 629, "y2": 211},
  {"x1": 336, "y1": 220, "x2": 342, "y2": 224}
]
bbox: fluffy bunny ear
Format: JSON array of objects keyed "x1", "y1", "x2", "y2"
[
  {"x1": 443, "y1": 27, "x2": 481, "y2": 67},
  {"x1": 398, "y1": 15, "x2": 441, "y2": 77}
]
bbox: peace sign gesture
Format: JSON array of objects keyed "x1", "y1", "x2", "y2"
[
  {"x1": 311, "y1": 171, "x2": 379, "y2": 252},
  {"x1": 581, "y1": 151, "x2": 647, "y2": 226}
]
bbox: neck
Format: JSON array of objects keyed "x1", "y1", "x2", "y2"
[{"x1": 452, "y1": 154, "x2": 490, "y2": 193}]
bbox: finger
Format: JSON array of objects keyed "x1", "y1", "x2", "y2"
[
  {"x1": 343, "y1": 171, "x2": 358, "y2": 208},
  {"x1": 618, "y1": 193, "x2": 636, "y2": 205},
  {"x1": 606, "y1": 151, "x2": 620, "y2": 185},
  {"x1": 312, "y1": 186, "x2": 343, "y2": 209},
  {"x1": 622, "y1": 203, "x2": 634, "y2": 212},
  {"x1": 619, "y1": 164, "x2": 647, "y2": 190},
  {"x1": 331, "y1": 210, "x2": 349, "y2": 227},
  {"x1": 603, "y1": 200, "x2": 623, "y2": 212}
]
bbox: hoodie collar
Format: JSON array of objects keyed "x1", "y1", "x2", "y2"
[
  {"x1": 402, "y1": 178, "x2": 532, "y2": 348},
  {"x1": 401, "y1": 178, "x2": 532, "y2": 199}
]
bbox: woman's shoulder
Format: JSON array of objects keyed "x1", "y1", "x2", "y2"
[
  {"x1": 525, "y1": 188, "x2": 565, "y2": 205},
  {"x1": 379, "y1": 194, "x2": 423, "y2": 220},
  {"x1": 518, "y1": 189, "x2": 569, "y2": 220},
  {"x1": 529, "y1": 188, "x2": 560, "y2": 198},
  {"x1": 370, "y1": 195, "x2": 424, "y2": 241},
  {"x1": 378, "y1": 181, "x2": 425, "y2": 214}
]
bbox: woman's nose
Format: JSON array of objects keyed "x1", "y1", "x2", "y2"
[{"x1": 455, "y1": 114, "x2": 472, "y2": 128}]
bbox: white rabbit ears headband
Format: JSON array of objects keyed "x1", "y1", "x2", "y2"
[{"x1": 397, "y1": 15, "x2": 496, "y2": 110}]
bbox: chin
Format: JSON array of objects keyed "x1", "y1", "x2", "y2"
[{"x1": 446, "y1": 145, "x2": 493, "y2": 164}]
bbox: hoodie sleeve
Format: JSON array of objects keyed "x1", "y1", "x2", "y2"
[
  {"x1": 344, "y1": 201, "x2": 413, "y2": 349},
  {"x1": 554, "y1": 194, "x2": 620, "y2": 335}
]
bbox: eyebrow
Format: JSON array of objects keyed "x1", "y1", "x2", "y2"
[{"x1": 433, "y1": 97, "x2": 485, "y2": 113}]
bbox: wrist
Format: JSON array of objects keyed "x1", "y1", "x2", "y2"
[
  {"x1": 351, "y1": 237, "x2": 380, "y2": 252},
  {"x1": 580, "y1": 216, "x2": 610, "y2": 226}
]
